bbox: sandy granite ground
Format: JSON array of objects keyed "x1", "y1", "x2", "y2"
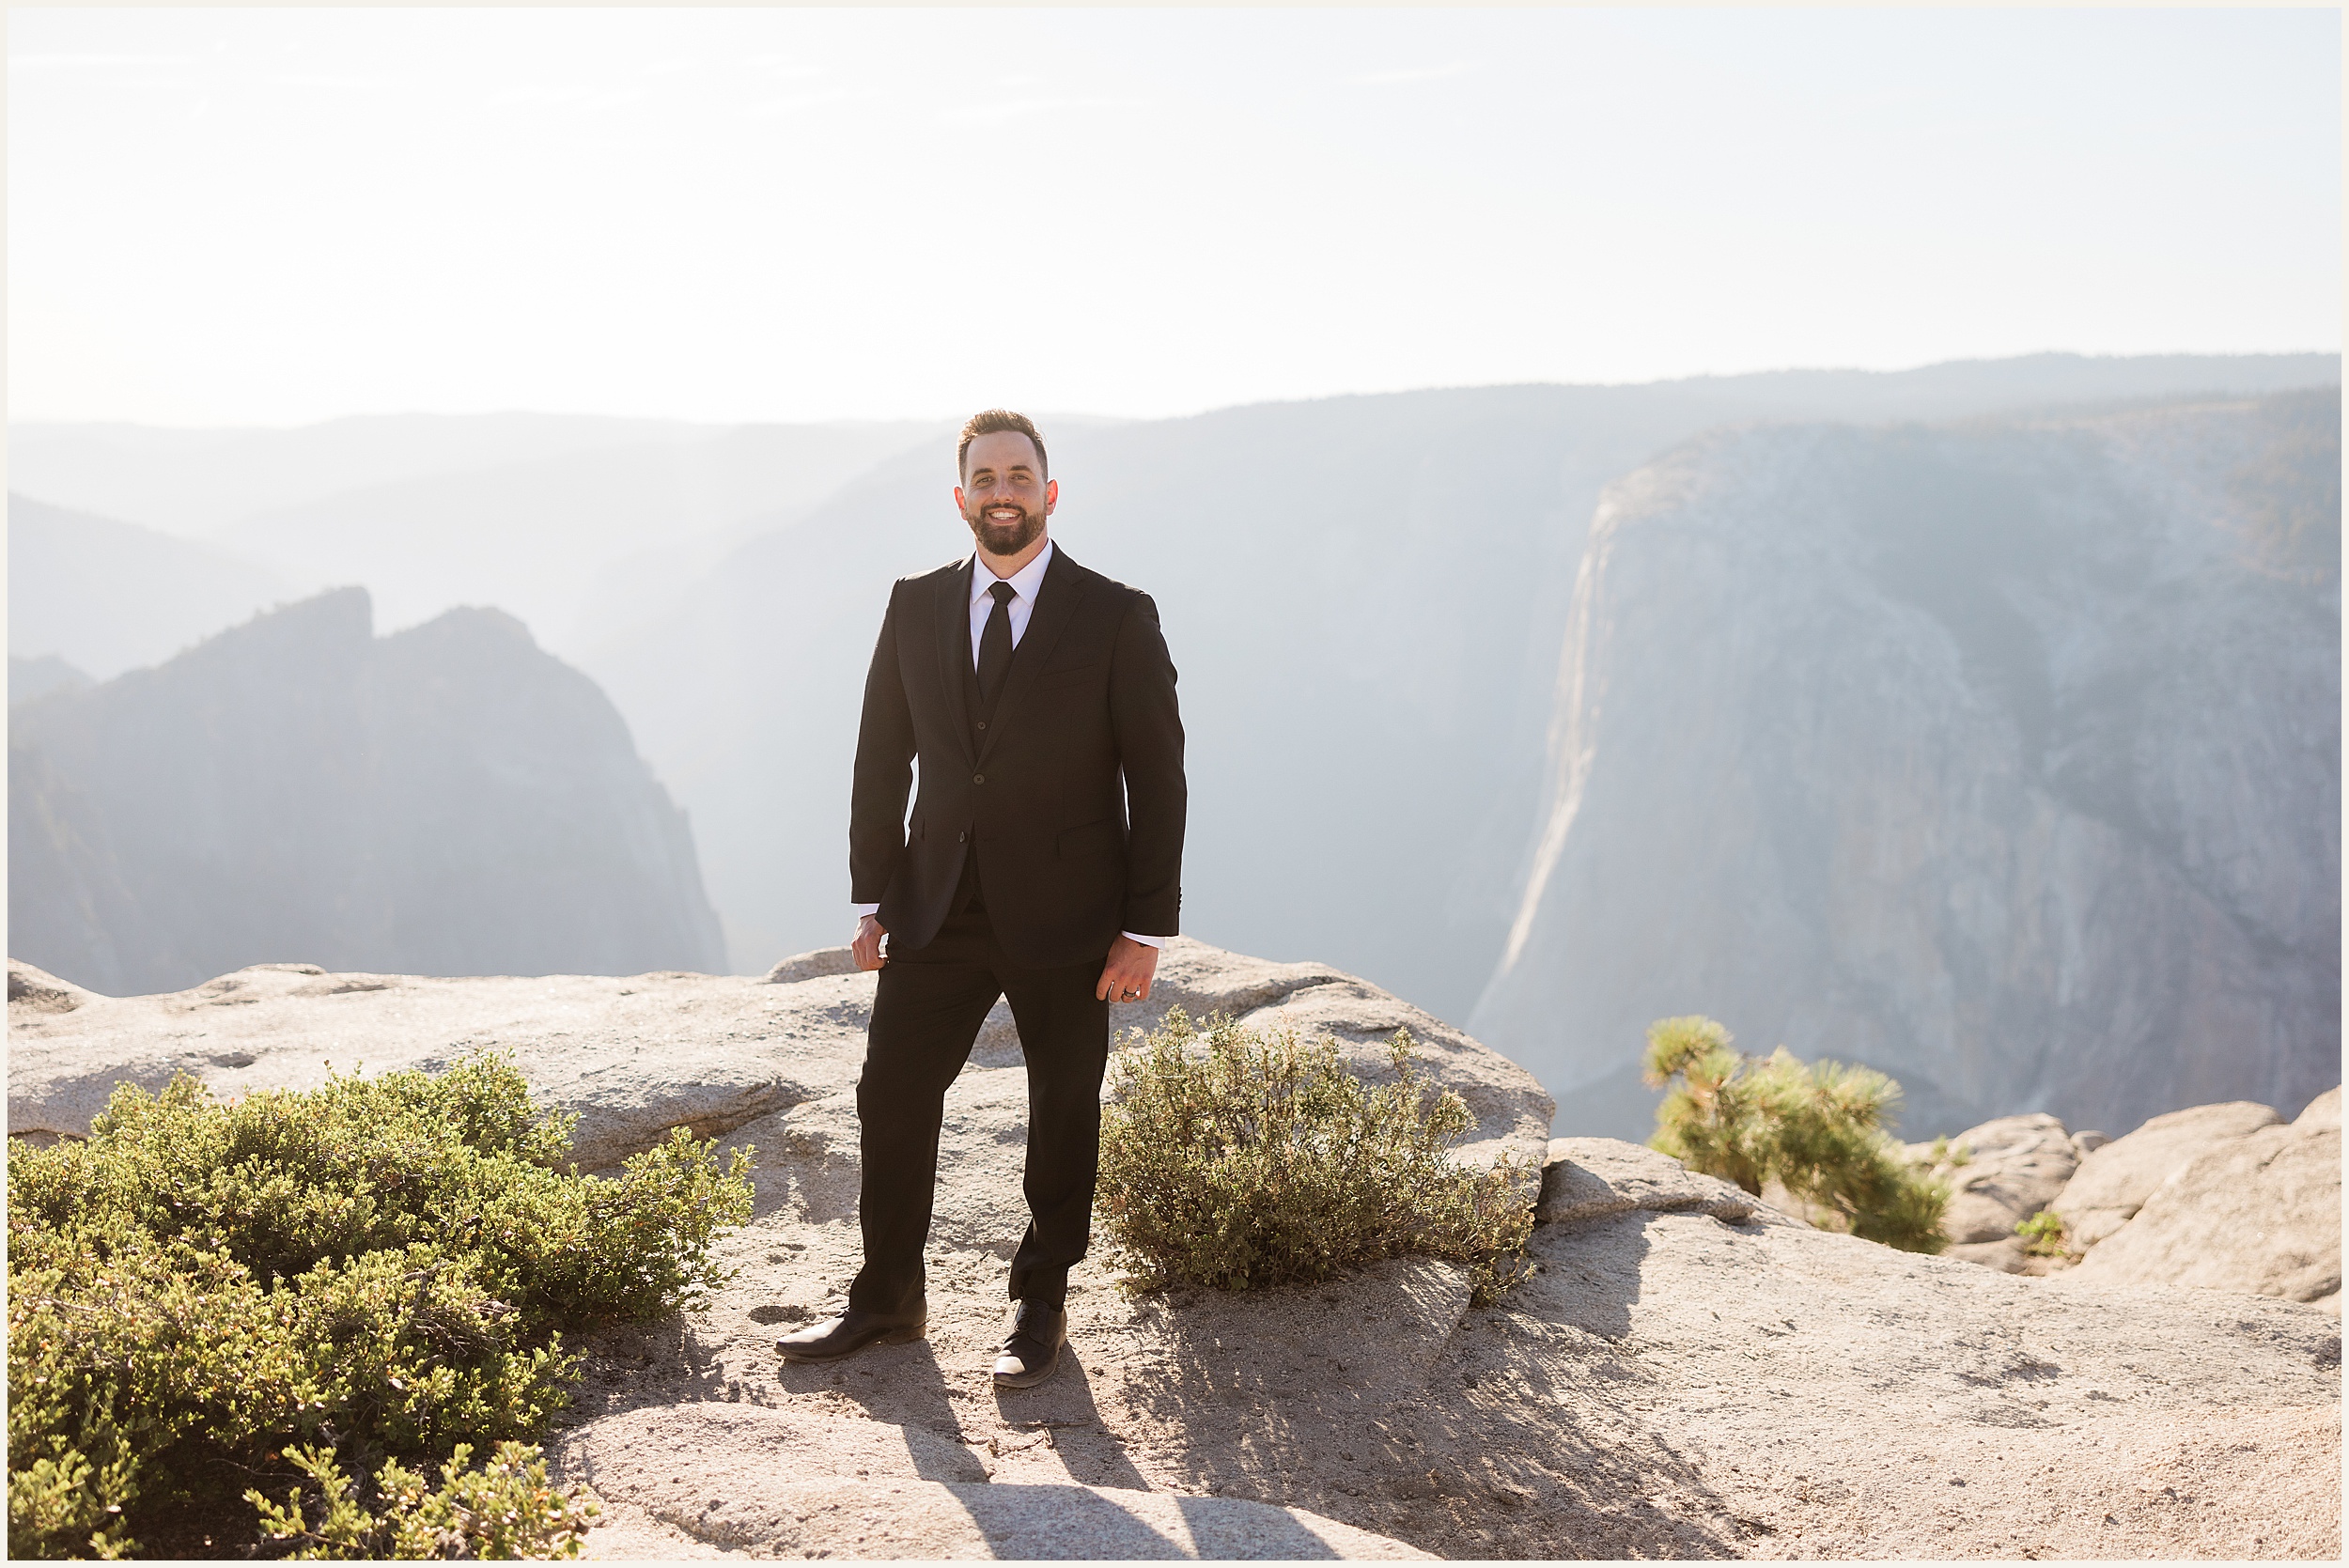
[{"x1": 12, "y1": 944, "x2": 2339, "y2": 1558}]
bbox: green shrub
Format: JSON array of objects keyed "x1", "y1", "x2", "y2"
[
  {"x1": 250, "y1": 1440, "x2": 593, "y2": 1560},
  {"x1": 1643, "y1": 1017, "x2": 1949, "y2": 1253},
  {"x1": 2014, "y1": 1209, "x2": 2070, "y2": 1258},
  {"x1": 1095, "y1": 1007, "x2": 1532, "y2": 1304},
  {"x1": 8, "y1": 1056, "x2": 754, "y2": 1560}
]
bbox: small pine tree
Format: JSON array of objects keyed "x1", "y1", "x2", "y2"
[{"x1": 1643, "y1": 1017, "x2": 1949, "y2": 1253}]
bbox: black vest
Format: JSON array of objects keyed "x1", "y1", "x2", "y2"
[{"x1": 960, "y1": 613, "x2": 1019, "y2": 751}]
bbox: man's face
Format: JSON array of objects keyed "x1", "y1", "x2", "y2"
[{"x1": 956, "y1": 430, "x2": 1057, "y2": 558}]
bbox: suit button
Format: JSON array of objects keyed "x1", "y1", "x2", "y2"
[
  {"x1": 973, "y1": 774, "x2": 985, "y2": 784},
  {"x1": 977, "y1": 720, "x2": 988, "y2": 730}
]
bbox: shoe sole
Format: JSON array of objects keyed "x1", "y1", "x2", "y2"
[{"x1": 777, "y1": 1323, "x2": 926, "y2": 1363}]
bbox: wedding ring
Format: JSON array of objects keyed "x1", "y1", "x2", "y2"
[{"x1": 1121, "y1": 988, "x2": 1140, "y2": 1000}]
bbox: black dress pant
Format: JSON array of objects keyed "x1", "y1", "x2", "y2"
[{"x1": 848, "y1": 863, "x2": 1111, "y2": 1315}]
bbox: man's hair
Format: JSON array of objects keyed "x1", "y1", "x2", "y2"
[{"x1": 958, "y1": 410, "x2": 1048, "y2": 479}]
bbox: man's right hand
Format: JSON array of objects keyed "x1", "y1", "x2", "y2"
[{"x1": 853, "y1": 913, "x2": 889, "y2": 971}]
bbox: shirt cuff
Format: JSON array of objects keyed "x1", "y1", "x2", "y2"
[
  {"x1": 851, "y1": 903, "x2": 879, "y2": 920},
  {"x1": 1120, "y1": 931, "x2": 1166, "y2": 950}
]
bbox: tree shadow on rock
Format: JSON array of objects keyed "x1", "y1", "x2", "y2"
[
  {"x1": 1105, "y1": 1216, "x2": 1742, "y2": 1558},
  {"x1": 723, "y1": 1096, "x2": 863, "y2": 1224},
  {"x1": 564, "y1": 1310, "x2": 752, "y2": 1422}
]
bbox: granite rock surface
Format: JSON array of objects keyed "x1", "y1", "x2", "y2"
[
  {"x1": 9, "y1": 948, "x2": 2339, "y2": 1560},
  {"x1": 1907, "y1": 1112, "x2": 2086, "y2": 1272},
  {"x1": 2052, "y1": 1099, "x2": 2291, "y2": 1251},
  {"x1": 2072, "y1": 1088, "x2": 2341, "y2": 1309}
]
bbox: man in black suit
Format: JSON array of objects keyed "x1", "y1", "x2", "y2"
[{"x1": 776, "y1": 410, "x2": 1186, "y2": 1389}]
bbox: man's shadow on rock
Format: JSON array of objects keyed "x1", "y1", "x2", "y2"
[
  {"x1": 770, "y1": 1337, "x2": 990, "y2": 1483},
  {"x1": 759, "y1": 1333, "x2": 1156, "y2": 1494},
  {"x1": 992, "y1": 1343, "x2": 1155, "y2": 1494}
]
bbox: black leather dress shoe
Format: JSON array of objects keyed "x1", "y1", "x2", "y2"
[
  {"x1": 991, "y1": 1300, "x2": 1067, "y2": 1389},
  {"x1": 775, "y1": 1306, "x2": 926, "y2": 1363}
]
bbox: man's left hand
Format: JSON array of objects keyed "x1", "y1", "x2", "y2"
[{"x1": 1096, "y1": 936, "x2": 1160, "y2": 1004}]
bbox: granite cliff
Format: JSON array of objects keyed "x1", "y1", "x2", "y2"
[
  {"x1": 1474, "y1": 390, "x2": 2341, "y2": 1138},
  {"x1": 8, "y1": 589, "x2": 724, "y2": 994},
  {"x1": 9, "y1": 943, "x2": 2336, "y2": 1560}
]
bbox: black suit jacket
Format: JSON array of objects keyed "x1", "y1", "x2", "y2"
[{"x1": 850, "y1": 544, "x2": 1186, "y2": 967}]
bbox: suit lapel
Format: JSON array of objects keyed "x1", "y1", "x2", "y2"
[
  {"x1": 935, "y1": 557, "x2": 977, "y2": 768},
  {"x1": 975, "y1": 544, "x2": 1091, "y2": 769}
]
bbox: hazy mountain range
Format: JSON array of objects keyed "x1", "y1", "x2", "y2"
[
  {"x1": 9, "y1": 351, "x2": 2339, "y2": 1134},
  {"x1": 8, "y1": 414, "x2": 952, "y2": 660},
  {"x1": 9, "y1": 495, "x2": 293, "y2": 680},
  {"x1": 9, "y1": 588, "x2": 723, "y2": 995}
]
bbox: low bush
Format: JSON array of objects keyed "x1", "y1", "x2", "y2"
[
  {"x1": 249, "y1": 1441, "x2": 589, "y2": 1560},
  {"x1": 1921, "y1": 1135, "x2": 1972, "y2": 1170},
  {"x1": 1095, "y1": 1007, "x2": 1532, "y2": 1304},
  {"x1": 2014, "y1": 1209, "x2": 2071, "y2": 1258},
  {"x1": 1643, "y1": 1016, "x2": 1949, "y2": 1252},
  {"x1": 7, "y1": 1056, "x2": 754, "y2": 1560}
]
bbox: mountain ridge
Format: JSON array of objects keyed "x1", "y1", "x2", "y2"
[{"x1": 8, "y1": 588, "x2": 724, "y2": 994}]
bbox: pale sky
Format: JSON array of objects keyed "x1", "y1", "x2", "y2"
[{"x1": 9, "y1": 6, "x2": 2341, "y2": 427}]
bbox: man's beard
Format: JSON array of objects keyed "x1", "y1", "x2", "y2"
[{"x1": 967, "y1": 500, "x2": 1045, "y2": 559}]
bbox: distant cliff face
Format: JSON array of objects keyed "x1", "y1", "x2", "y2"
[
  {"x1": 8, "y1": 589, "x2": 726, "y2": 994},
  {"x1": 1472, "y1": 391, "x2": 2341, "y2": 1139}
]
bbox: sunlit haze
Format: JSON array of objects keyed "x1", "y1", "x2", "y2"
[{"x1": 9, "y1": 6, "x2": 2341, "y2": 426}]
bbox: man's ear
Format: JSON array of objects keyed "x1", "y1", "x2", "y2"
[
  {"x1": 954, "y1": 484, "x2": 968, "y2": 514},
  {"x1": 1044, "y1": 478, "x2": 1059, "y2": 514}
]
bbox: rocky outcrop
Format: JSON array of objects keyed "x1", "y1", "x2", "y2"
[
  {"x1": 2051, "y1": 1100, "x2": 2289, "y2": 1250},
  {"x1": 1907, "y1": 1113, "x2": 2086, "y2": 1272},
  {"x1": 1894, "y1": 1095, "x2": 2342, "y2": 1309},
  {"x1": 1475, "y1": 391, "x2": 2341, "y2": 1141},
  {"x1": 1536, "y1": 1137, "x2": 1775, "y2": 1225},
  {"x1": 11, "y1": 945, "x2": 2339, "y2": 1560},
  {"x1": 6, "y1": 939, "x2": 1553, "y2": 1188},
  {"x1": 8, "y1": 960, "x2": 91, "y2": 1016},
  {"x1": 6, "y1": 955, "x2": 836, "y2": 1172},
  {"x1": 2072, "y1": 1088, "x2": 2341, "y2": 1307},
  {"x1": 8, "y1": 589, "x2": 725, "y2": 995}
]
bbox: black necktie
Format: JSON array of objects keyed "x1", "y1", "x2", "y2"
[{"x1": 977, "y1": 580, "x2": 1016, "y2": 710}]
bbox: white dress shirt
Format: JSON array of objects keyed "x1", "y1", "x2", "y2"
[
  {"x1": 853, "y1": 538, "x2": 1165, "y2": 952},
  {"x1": 966, "y1": 536, "x2": 1055, "y2": 665}
]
